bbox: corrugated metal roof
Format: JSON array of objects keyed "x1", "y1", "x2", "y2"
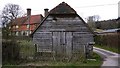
[
  {"x1": 102, "y1": 28, "x2": 120, "y2": 33},
  {"x1": 96, "y1": 28, "x2": 120, "y2": 34}
]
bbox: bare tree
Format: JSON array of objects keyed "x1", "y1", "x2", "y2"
[
  {"x1": 87, "y1": 16, "x2": 96, "y2": 30},
  {"x1": 1, "y1": 3, "x2": 24, "y2": 27},
  {"x1": 93, "y1": 15, "x2": 100, "y2": 21},
  {"x1": 87, "y1": 15, "x2": 100, "y2": 30}
]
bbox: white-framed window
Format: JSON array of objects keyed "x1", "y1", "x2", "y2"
[
  {"x1": 13, "y1": 26, "x2": 16, "y2": 28},
  {"x1": 9, "y1": 27, "x2": 11, "y2": 29},
  {"x1": 26, "y1": 31, "x2": 29, "y2": 36},
  {"x1": 27, "y1": 24, "x2": 30, "y2": 28},
  {"x1": 21, "y1": 31, "x2": 24, "y2": 36},
  {"x1": 16, "y1": 31, "x2": 19, "y2": 36},
  {"x1": 16, "y1": 25, "x2": 19, "y2": 28},
  {"x1": 30, "y1": 30, "x2": 32, "y2": 34}
]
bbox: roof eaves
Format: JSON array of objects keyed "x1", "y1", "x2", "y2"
[{"x1": 77, "y1": 14, "x2": 95, "y2": 35}]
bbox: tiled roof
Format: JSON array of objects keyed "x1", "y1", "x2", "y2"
[
  {"x1": 49, "y1": 2, "x2": 77, "y2": 14},
  {"x1": 12, "y1": 17, "x2": 27, "y2": 25},
  {"x1": 12, "y1": 14, "x2": 43, "y2": 25},
  {"x1": 24, "y1": 15, "x2": 43, "y2": 25}
]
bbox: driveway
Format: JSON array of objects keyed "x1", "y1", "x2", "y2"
[{"x1": 93, "y1": 47, "x2": 120, "y2": 68}]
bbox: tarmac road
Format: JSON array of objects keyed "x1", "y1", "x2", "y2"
[{"x1": 93, "y1": 47, "x2": 120, "y2": 68}]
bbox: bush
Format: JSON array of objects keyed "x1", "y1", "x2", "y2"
[
  {"x1": 19, "y1": 40, "x2": 35, "y2": 61},
  {"x1": 95, "y1": 34, "x2": 119, "y2": 48},
  {"x1": 2, "y1": 40, "x2": 20, "y2": 65}
]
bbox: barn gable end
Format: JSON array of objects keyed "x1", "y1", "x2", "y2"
[{"x1": 32, "y1": 2, "x2": 94, "y2": 61}]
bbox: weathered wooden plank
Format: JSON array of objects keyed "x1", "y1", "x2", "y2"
[
  {"x1": 60, "y1": 32, "x2": 65, "y2": 45},
  {"x1": 36, "y1": 16, "x2": 90, "y2": 32},
  {"x1": 32, "y1": 14, "x2": 94, "y2": 61},
  {"x1": 72, "y1": 31, "x2": 94, "y2": 54},
  {"x1": 57, "y1": 32, "x2": 61, "y2": 54},
  {"x1": 38, "y1": 27, "x2": 89, "y2": 32},
  {"x1": 66, "y1": 32, "x2": 72, "y2": 58},
  {"x1": 53, "y1": 32, "x2": 58, "y2": 53},
  {"x1": 33, "y1": 32, "x2": 52, "y2": 52}
]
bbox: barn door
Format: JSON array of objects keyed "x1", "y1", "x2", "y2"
[
  {"x1": 53, "y1": 32, "x2": 72, "y2": 59},
  {"x1": 66, "y1": 32, "x2": 72, "y2": 58}
]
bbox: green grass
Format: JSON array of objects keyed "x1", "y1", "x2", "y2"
[
  {"x1": 95, "y1": 45, "x2": 119, "y2": 54},
  {"x1": 3, "y1": 53, "x2": 102, "y2": 68},
  {"x1": 10, "y1": 52, "x2": 102, "y2": 66},
  {"x1": 2, "y1": 40, "x2": 102, "y2": 68},
  {"x1": 2, "y1": 40, "x2": 35, "y2": 66},
  {"x1": 2, "y1": 52, "x2": 102, "y2": 68},
  {"x1": 19, "y1": 40, "x2": 35, "y2": 58}
]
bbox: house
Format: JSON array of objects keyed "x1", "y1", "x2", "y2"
[
  {"x1": 31, "y1": 2, "x2": 94, "y2": 61},
  {"x1": 9, "y1": 8, "x2": 43, "y2": 36}
]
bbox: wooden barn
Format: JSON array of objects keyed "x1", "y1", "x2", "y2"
[{"x1": 31, "y1": 2, "x2": 94, "y2": 61}]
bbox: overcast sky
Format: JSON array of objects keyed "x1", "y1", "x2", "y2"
[{"x1": 0, "y1": 0, "x2": 119, "y2": 21}]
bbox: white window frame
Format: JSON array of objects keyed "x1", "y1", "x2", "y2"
[
  {"x1": 27, "y1": 24, "x2": 30, "y2": 28},
  {"x1": 9, "y1": 27, "x2": 11, "y2": 29},
  {"x1": 26, "y1": 31, "x2": 29, "y2": 36},
  {"x1": 16, "y1": 31, "x2": 19, "y2": 36}
]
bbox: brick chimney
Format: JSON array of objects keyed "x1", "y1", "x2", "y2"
[
  {"x1": 27, "y1": 8, "x2": 31, "y2": 17},
  {"x1": 26, "y1": 8, "x2": 31, "y2": 36},
  {"x1": 44, "y1": 8, "x2": 49, "y2": 17}
]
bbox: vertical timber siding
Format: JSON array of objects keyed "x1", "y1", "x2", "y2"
[{"x1": 33, "y1": 15, "x2": 94, "y2": 61}]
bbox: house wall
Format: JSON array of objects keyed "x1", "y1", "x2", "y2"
[
  {"x1": 33, "y1": 15, "x2": 94, "y2": 60},
  {"x1": 20, "y1": 24, "x2": 36, "y2": 31},
  {"x1": 11, "y1": 24, "x2": 38, "y2": 36}
]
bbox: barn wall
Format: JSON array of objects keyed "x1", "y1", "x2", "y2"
[
  {"x1": 33, "y1": 15, "x2": 94, "y2": 60},
  {"x1": 36, "y1": 15, "x2": 90, "y2": 32}
]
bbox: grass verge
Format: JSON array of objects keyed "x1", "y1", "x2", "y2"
[
  {"x1": 2, "y1": 53, "x2": 102, "y2": 68},
  {"x1": 95, "y1": 45, "x2": 119, "y2": 54}
]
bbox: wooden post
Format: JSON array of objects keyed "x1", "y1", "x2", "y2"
[{"x1": 34, "y1": 44, "x2": 37, "y2": 60}]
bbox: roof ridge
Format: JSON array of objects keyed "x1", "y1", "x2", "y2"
[
  {"x1": 49, "y1": 2, "x2": 77, "y2": 14},
  {"x1": 17, "y1": 14, "x2": 42, "y2": 19},
  {"x1": 11, "y1": 14, "x2": 43, "y2": 25}
]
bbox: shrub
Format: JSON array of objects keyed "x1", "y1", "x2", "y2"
[
  {"x1": 19, "y1": 40, "x2": 35, "y2": 61},
  {"x1": 2, "y1": 40, "x2": 20, "y2": 64}
]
